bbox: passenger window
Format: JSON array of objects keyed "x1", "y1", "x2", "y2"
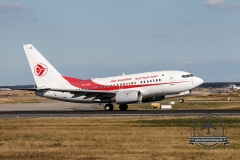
[
  {"x1": 153, "y1": 79, "x2": 155, "y2": 82},
  {"x1": 134, "y1": 82, "x2": 136, "y2": 84},
  {"x1": 156, "y1": 79, "x2": 158, "y2": 82},
  {"x1": 150, "y1": 80, "x2": 152, "y2": 82}
]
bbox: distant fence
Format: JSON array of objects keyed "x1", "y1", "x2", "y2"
[
  {"x1": 0, "y1": 85, "x2": 36, "y2": 89},
  {"x1": 199, "y1": 82, "x2": 240, "y2": 88}
]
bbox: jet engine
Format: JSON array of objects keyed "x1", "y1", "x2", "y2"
[{"x1": 116, "y1": 90, "x2": 142, "y2": 104}]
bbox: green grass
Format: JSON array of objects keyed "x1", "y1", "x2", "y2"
[
  {"x1": 0, "y1": 117, "x2": 240, "y2": 159},
  {"x1": 127, "y1": 117, "x2": 240, "y2": 127},
  {"x1": 112, "y1": 102, "x2": 240, "y2": 110},
  {"x1": 172, "y1": 102, "x2": 240, "y2": 110}
]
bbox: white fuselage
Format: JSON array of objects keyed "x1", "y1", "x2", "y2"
[{"x1": 35, "y1": 70, "x2": 203, "y2": 103}]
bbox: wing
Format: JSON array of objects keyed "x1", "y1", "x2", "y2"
[
  {"x1": 11, "y1": 87, "x2": 50, "y2": 91},
  {"x1": 14, "y1": 88, "x2": 117, "y2": 101},
  {"x1": 50, "y1": 88, "x2": 116, "y2": 99},
  {"x1": 50, "y1": 88, "x2": 116, "y2": 94}
]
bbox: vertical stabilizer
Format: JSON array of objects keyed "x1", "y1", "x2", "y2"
[{"x1": 23, "y1": 44, "x2": 68, "y2": 88}]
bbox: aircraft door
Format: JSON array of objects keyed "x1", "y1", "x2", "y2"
[
  {"x1": 61, "y1": 87, "x2": 67, "y2": 98},
  {"x1": 62, "y1": 92, "x2": 67, "y2": 98},
  {"x1": 169, "y1": 73, "x2": 175, "y2": 85}
]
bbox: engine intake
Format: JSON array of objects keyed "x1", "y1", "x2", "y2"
[{"x1": 116, "y1": 90, "x2": 142, "y2": 104}]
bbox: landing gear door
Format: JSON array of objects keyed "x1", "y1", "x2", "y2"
[{"x1": 169, "y1": 73, "x2": 175, "y2": 85}]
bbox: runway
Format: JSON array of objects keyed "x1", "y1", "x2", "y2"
[
  {"x1": 1, "y1": 109, "x2": 240, "y2": 118},
  {"x1": 1, "y1": 99, "x2": 240, "y2": 118}
]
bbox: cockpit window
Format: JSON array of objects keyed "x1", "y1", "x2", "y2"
[{"x1": 182, "y1": 74, "x2": 194, "y2": 78}]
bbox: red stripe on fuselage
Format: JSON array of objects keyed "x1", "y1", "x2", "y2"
[{"x1": 62, "y1": 75, "x2": 190, "y2": 91}]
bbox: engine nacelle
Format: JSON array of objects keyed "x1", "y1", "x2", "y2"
[
  {"x1": 142, "y1": 96, "x2": 165, "y2": 103},
  {"x1": 116, "y1": 90, "x2": 142, "y2": 104}
]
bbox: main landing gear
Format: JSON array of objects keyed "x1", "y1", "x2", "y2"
[
  {"x1": 104, "y1": 103, "x2": 129, "y2": 111},
  {"x1": 104, "y1": 104, "x2": 114, "y2": 111},
  {"x1": 178, "y1": 97, "x2": 184, "y2": 103},
  {"x1": 119, "y1": 104, "x2": 128, "y2": 111}
]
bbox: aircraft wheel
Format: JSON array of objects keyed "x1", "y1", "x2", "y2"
[
  {"x1": 105, "y1": 104, "x2": 114, "y2": 111},
  {"x1": 119, "y1": 104, "x2": 128, "y2": 111},
  {"x1": 179, "y1": 97, "x2": 184, "y2": 103}
]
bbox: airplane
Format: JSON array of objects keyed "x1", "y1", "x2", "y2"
[
  {"x1": 231, "y1": 85, "x2": 240, "y2": 90},
  {"x1": 21, "y1": 44, "x2": 204, "y2": 111}
]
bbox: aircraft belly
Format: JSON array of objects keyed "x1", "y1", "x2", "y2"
[
  {"x1": 137, "y1": 85, "x2": 166, "y2": 97},
  {"x1": 166, "y1": 82, "x2": 189, "y2": 94},
  {"x1": 141, "y1": 83, "x2": 185, "y2": 97}
]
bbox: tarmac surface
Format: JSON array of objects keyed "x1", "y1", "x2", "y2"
[{"x1": 0, "y1": 101, "x2": 240, "y2": 118}]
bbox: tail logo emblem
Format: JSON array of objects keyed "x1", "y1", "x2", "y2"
[{"x1": 34, "y1": 64, "x2": 48, "y2": 76}]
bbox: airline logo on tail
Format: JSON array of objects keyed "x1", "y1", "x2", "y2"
[{"x1": 34, "y1": 63, "x2": 48, "y2": 76}]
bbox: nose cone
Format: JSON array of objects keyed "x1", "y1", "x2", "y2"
[{"x1": 195, "y1": 77, "x2": 204, "y2": 87}]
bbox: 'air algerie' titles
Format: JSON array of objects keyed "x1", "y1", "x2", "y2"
[
  {"x1": 110, "y1": 75, "x2": 158, "y2": 83},
  {"x1": 111, "y1": 78, "x2": 132, "y2": 83}
]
